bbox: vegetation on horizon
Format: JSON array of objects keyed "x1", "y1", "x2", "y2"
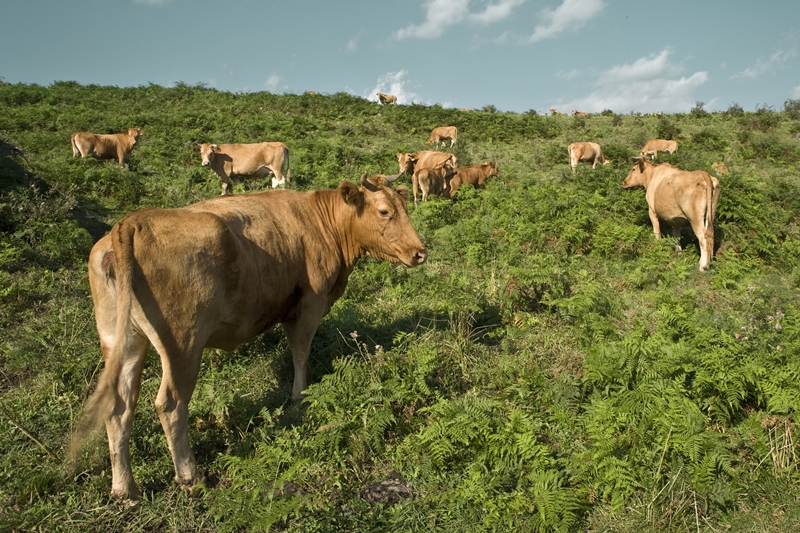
[{"x1": 2, "y1": 81, "x2": 800, "y2": 532}]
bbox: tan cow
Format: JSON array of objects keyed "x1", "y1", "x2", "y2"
[
  {"x1": 639, "y1": 139, "x2": 678, "y2": 159},
  {"x1": 71, "y1": 128, "x2": 143, "y2": 165},
  {"x1": 622, "y1": 158, "x2": 721, "y2": 271},
  {"x1": 711, "y1": 161, "x2": 729, "y2": 175},
  {"x1": 572, "y1": 110, "x2": 590, "y2": 117},
  {"x1": 377, "y1": 93, "x2": 397, "y2": 105},
  {"x1": 193, "y1": 142, "x2": 290, "y2": 194},
  {"x1": 428, "y1": 126, "x2": 458, "y2": 147},
  {"x1": 71, "y1": 175, "x2": 427, "y2": 499},
  {"x1": 447, "y1": 161, "x2": 499, "y2": 198},
  {"x1": 550, "y1": 109, "x2": 567, "y2": 116},
  {"x1": 397, "y1": 150, "x2": 457, "y2": 178},
  {"x1": 568, "y1": 142, "x2": 610, "y2": 171},
  {"x1": 412, "y1": 161, "x2": 456, "y2": 205}
]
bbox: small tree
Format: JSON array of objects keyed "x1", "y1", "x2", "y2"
[{"x1": 784, "y1": 99, "x2": 800, "y2": 120}]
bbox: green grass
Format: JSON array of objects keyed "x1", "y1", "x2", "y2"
[{"x1": 2, "y1": 81, "x2": 800, "y2": 532}]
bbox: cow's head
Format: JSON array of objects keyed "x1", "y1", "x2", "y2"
[
  {"x1": 338, "y1": 175, "x2": 427, "y2": 267},
  {"x1": 621, "y1": 157, "x2": 651, "y2": 189},
  {"x1": 396, "y1": 153, "x2": 418, "y2": 174},
  {"x1": 126, "y1": 128, "x2": 144, "y2": 145},
  {"x1": 192, "y1": 143, "x2": 221, "y2": 167}
]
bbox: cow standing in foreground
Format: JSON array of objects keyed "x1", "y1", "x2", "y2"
[
  {"x1": 568, "y1": 142, "x2": 609, "y2": 171},
  {"x1": 71, "y1": 128, "x2": 143, "y2": 166},
  {"x1": 71, "y1": 175, "x2": 427, "y2": 499},
  {"x1": 428, "y1": 126, "x2": 458, "y2": 147},
  {"x1": 413, "y1": 162, "x2": 456, "y2": 205},
  {"x1": 639, "y1": 139, "x2": 678, "y2": 160},
  {"x1": 377, "y1": 93, "x2": 397, "y2": 105},
  {"x1": 622, "y1": 158, "x2": 721, "y2": 271},
  {"x1": 193, "y1": 142, "x2": 290, "y2": 194},
  {"x1": 447, "y1": 162, "x2": 499, "y2": 198}
]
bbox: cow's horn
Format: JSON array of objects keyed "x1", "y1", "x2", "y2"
[
  {"x1": 360, "y1": 172, "x2": 379, "y2": 191},
  {"x1": 385, "y1": 173, "x2": 402, "y2": 183}
]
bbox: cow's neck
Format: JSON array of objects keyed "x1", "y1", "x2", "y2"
[{"x1": 310, "y1": 189, "x2": 364, "y2": 270}]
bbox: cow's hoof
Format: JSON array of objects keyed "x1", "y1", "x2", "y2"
[
  {"x1": 177, "y1": 474, "x2": 206, "y2": 496},
  {"x1": 111, "y1": 484, "x2": 142, "y2": 501}
]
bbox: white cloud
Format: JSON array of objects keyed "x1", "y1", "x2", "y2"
[
  {"x1": 792, "y1": 85, "x2": 800, "y2": 99},
  {"x1": 265, "y1": 74, "x2": 285, "y2": 93},
  {"x1": 346, "y1": 31, "x2": 364, "y2": 53},
  {"x1": 527, "y1": 0, "x2": 605, "y2": 43},
  {"x1": 734, "y1": 48, "x2": 797, "y2": 80},
  {"x1": 365, "y1": 70, "x2": 420, "y2": 105},
  {"x1": 395, "y1": 0, "x2": 524, "y2": 40},
  {"x1": 552, "y1": 49, "x2": 709, "y2": 113},
  {"x1": 556, "y1": 68, "x2": 583, "y2": 80}
]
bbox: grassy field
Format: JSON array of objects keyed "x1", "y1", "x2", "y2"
[{"x1": 2, "y1": 81, "x2": 800, "y2": 532}]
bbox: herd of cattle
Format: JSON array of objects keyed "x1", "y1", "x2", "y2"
[{"x1": 69, "y1": 111, "x2": 723, "y2": 499}]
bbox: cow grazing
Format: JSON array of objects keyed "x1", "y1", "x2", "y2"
[
  {"x1": 639, "y1": 139, "x2": 678, "y2": 160},
  {"x1": 377, "y1": 93, "x2": 397, "y2": 105},
  {"x1": 413, "y1": 161, "x2": 456, "y2": 205},
  {"x1": 72, "y1": 175, "x2": 427, "y2": 499},
  {"x1": 397, "y1": 150, "x2": 457, "y2": 178},
  {"x1": 71, "y1": 128, "x2": 143, "y2": 165},
  {"x1": 459, "y1": 108, "x2": 472, "y2": 112},
  {"x1": 550, "y1": 109, "x2": 567, "y2": 116},
  {"x1": 193, "y1": 142, "x2": 290, "y2": 194},
  {"x1": 428, "y1": 126, "x2": 458, "y2": 147},
  {"x1": 572, "y1": 110, "x2": 590, "y2": 117},
  {"x1": 711, "y1": 161, "x2": 729, "y2": 175},
  {"x1": 622, "y1": 158, "x2": 721, "y2": 271},
  {"x1": 568, "y1": 142, "x2": 610, "y2": 171},
  {"x1": 447, "y1": 162, "x2": 499, "y2": 198}
]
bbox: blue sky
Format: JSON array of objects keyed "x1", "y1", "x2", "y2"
[{"x1": 2, "y1": 0, "x2": 799, "y2": 113}]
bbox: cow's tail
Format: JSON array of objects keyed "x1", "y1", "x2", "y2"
[
  {"x1": 70, "y1": 133, "x2": 80, "y2": 158},
  {"x1": 283, "y1": 145, "x2": 290, "y2": 185},
  {"x1": 412, "y1": 171, "x2": 420, "y2": 205},
  {"x1": 568, "y1": 145, "x2": 575, "y2": 169},
  {"x1": 67, "y1": 220, "x2": 137, "y2": 468},
  {"x1": 705, "y1": 174, "x2": 720, "y2": 230}
]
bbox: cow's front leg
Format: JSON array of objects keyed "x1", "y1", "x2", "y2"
[
  {"x1": 282, "y1": 305, "x2": 326, "y2": 400},
  {"x1": 648, "y1": 208, "x2": 662, "y2": 239}
]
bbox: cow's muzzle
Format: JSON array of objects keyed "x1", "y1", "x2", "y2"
[{"x1": 408, "y1": 248, "x2": 428, "y2": 267}]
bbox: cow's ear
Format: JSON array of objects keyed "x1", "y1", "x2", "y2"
[
  {"x1": 339, "y1": 181, "x2": 364, "y2": 207},
  {"x1": 211, "y1": 144, "x2": 221, "y2": 153},
  {"x1": 395, "y1": 185, "x2": 410, "y2": 203},
  {"x1": 192, "y1": 145, "x2": 201, "y2": 153}
]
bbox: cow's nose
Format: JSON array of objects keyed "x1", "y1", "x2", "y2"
[{"x1": 415, "y1": 248, "x2": 428, "y2": 265}]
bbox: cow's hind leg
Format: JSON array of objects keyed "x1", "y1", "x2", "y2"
[
  {"x1": 671, "y1": 226, "x2": 683, "y2": 251},
  {"x1": 105, "y1": 332, "x2": 150, "y2": 499},
  {"x1": 689, "y1": 219, "x2": 712, "y2": 271},
  {"x1": 153, "y1": 344, "x2": 205, "y2": 489}
]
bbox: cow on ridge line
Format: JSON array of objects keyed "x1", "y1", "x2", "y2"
[
  {"x1": 71, "y1": 175, "x2": 427, "y2": 500},
  {"x1": 71, "y1": 128, "x2": 143, "y2": 166},
  {"x1": 377, "y1": 93, "x2": 397, "y2": 105}
]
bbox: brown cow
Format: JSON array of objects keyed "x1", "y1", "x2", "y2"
[
  {"x1": 428, "y1": 126, "x2": 458, "y2": 147},
  {"x1": 397, "y1": 150, "x2": 457, "y2": 178},
  {"x1": 72, "y1": 175, "x2": 427, "y2": 499},
  {"x1": 377, "y1": 92, "x2": 397, "y2": 105},
  {"x1": 568, "y1": 142, "x2": 610, "y2": 171},
  {"x1": 71, "y1": 128, "x2": 143, "y2": 165},
  {"x1": 447, "y1": 162, "x2": 499, "y2": 198},
  {"x1": 711, "y1": 161, "x2": 729, "y2": 175},
  {"x1": 550, "y1": 108, "x2": 567, "y2": 116},
  {"x1": 193, "y1": 142, "x2": 290, "y2": 194},
  {"x1": 413, "y1": 161, "x2": 456, "y2": 205},
  {"x1": 572, "y1": 110, "x2": 590, "y2": 117},
  {"x1": 622, "y1": 158, "x2": 721, "y2": 271},
  {"x1": 639, "y1": 139, "x2": 678, "y2": 160}
]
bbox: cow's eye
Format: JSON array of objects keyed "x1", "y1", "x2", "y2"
[{"x1": 379, "y1": 208, "x2": 391, "y2": 217}]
